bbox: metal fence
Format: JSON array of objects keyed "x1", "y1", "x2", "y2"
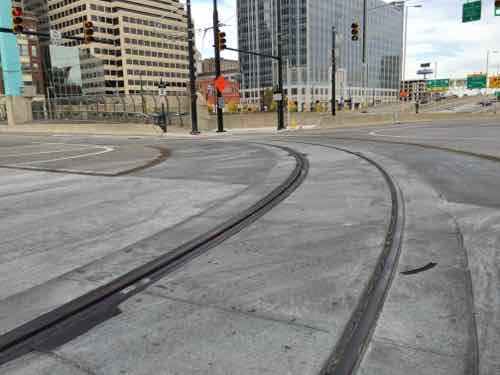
[{"x1": 32, "y1": 94, "x2": 189, "y2": 125}]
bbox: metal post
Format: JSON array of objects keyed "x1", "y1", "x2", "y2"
[
  {"x1": 276, "y1": 0, "x2": 285, "y2": 130},
  {"x1": 213, "y1": 0, "x2": 224, "y2": 132},
  {"x1": 402, "y1": 6, "x2": 408, "y2": 100},
  {"x1": 332, "y1": 26, "x2": 336, "y2": 116},
  {"x1": 187, "y1": 0, "x2": 199, "y2": 134},
  {"x1": 362, "y1": 0, "x2": 368, "y2": 106},
  {"x1": 140, "y1": 73, "x2": 145, "y2": 113}
]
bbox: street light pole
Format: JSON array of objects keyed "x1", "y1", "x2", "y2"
[
  {"x1": 276, "y1": 0, "x2": 285, "y2": 130},
  {"x1": 331, "y1": 26, "x2": 336, "y2": 116},
  {"x1": 486, "y1": 50, "x2": 499, "y2": 91},
  {"x1": 213, "y1": 0, "x2": 224, "y2": 132},
  {"x1": 362, "y1": 0, "x2": 367, "y2": 106},
  {"x1": 186, "y1": 0, "x2": 199, "y2": 134},
  {"x1": 402, "y1": 4, "x2": 422, "y2": 102}
]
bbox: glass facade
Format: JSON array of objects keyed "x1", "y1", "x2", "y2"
[{"x1": 237, "y1": 0, "x2": 404, "y2": 105}]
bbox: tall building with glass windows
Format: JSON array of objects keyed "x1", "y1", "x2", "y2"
[
  {"x1": 237, "y1": 0, "x2": 404, "y2": 110},
  {"x1": 23, "y1": 0, "x2": 189, "y2": 96}
]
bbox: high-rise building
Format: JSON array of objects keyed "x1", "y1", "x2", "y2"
[
  {"x1": 237, "y1": 0, "x2": 404, "y2": 110},
  {"x1": 0, "y1": 0, "x2": 44, "y2": 96},
  {"x1": 24, "y1": 0, "x2": 189, "y2": 96}
]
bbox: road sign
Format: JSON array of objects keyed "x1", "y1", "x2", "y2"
[
  {"x1": 214, "y1": 75, "x2": 227, "y2": 93},
  {"x1": 420, "y1": 62, "x2": 431, "y2": 68},
  {"x1": 417, "y1": 69, "x2": 433, "y2": 75},
  {"x1": 427, "y1": 79, "x2": 450, "y2": 92},
  {"x1": 217, "y1": 97, "x2": 225, "y2": 109},
  {"x1": 273, "y1": 93, "x2": 283, "y2": 101},
  {"x1": 50, "y1": 30, "x2": 63, "y2": 45},
  {"x1": 467, "y1": 74, "x2": 487, "y2": 89},
  {"x1": 489, "y1": 76, "x2": 500, "y2": 89},
  {"x1": 463, "y1": 1, "x2": 482, "y2": 23}
]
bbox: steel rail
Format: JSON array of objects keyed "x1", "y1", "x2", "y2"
[
  {"x1": 0, "y1": 144, "x2": 309, "y2": 366},
  {"x1": 285, "y1": 141, "x2": 405, "y2": 375}
]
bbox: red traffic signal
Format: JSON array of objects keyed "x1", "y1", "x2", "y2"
[
  {"x1": 83, "y1": 21, "x2": 94, "y2": 44},
  {"x1": 12, "y1": 6, "x2": 24, "y2": 34},
  {"x1": 351, "y1": 23, "x2": 359, "y2": 41}
]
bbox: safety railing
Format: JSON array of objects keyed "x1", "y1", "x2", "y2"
[{"x1": 32, "y1": 94, "x2": 189, "y2": 126}]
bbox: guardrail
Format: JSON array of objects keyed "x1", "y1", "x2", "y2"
[{"x1": 31, "y1": 94, "x2": 189, "y2": 126}]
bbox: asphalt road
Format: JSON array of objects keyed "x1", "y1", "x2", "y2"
[{"x1": 0, "y1": 119, "x2": 499, "y2": 374}]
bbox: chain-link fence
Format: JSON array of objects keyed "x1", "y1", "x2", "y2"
[{"x1": 31, "y1": 94, "x2": 189, "y2": 125}]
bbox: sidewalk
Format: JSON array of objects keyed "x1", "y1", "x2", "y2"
[{"x1": 1, "y1": 110, "x2": 498, "y2": 137}]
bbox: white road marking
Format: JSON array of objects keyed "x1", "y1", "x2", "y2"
[
  {"x1": 0, "y1": 148, "x2": 94, "y2": 158},
  {"x1": 11, "y1": 145, "x2": 115, "y2": 166},
  {"x1": 368, "y1": 124, "x2": 500, "y2": 141}
]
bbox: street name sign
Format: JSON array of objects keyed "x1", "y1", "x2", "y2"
[{"x1": 463, "y1": 1, "x2": 482, "y2": 23}]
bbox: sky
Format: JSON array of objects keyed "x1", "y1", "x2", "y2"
[{"x1": 191, "y1": 0, "x2": 500, "y2": 80}]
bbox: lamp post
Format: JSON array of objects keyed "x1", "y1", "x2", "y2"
[
  {"x1": 402, "y1": 4, "x2": 422, "y2": 84},
  {"x1": 362, "y1": 1, "x2": 407, "y2": 106},
  {"x1": 486, "y1": 50, "x2": 499, "y2": 91}
]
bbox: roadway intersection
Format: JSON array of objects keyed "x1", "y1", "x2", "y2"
[{"x1": 0, "y1": 119, "x2": 499, "y2": 374}]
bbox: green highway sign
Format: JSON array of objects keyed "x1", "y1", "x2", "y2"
[
  {"x1": 427, "y1": 79, "x2": 450, "y2": 91},
  {"x1": 463, "y1": 1, "x2": 482, "y2": 22},
  {"x1": 467, "y1": 74, "x2": 487, "y2": 89}
]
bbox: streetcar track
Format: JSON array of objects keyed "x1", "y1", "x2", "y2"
[
  {"x1": 284, "y1": 141, "x2": 405, "y2": 375},
  {"x1": 286, "y1": 137, "x2": 482, "y2": 375},
  {"x1": 0, "y1": 144, "x2": 308, "y2": 366}
]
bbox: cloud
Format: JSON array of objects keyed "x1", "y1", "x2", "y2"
[
  {"x1": 189, "y1": 0, "x2": 500, "y2": 78},
  {"x1": 191, "y1": 0, "x2": 238, "y2": 60}
]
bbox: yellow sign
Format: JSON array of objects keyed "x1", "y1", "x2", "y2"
[{"x1": 490, "y1": 76, "x2": 500, "y2": 89}]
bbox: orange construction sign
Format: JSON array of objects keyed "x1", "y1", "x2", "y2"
[{"x1": 214, "y1": 75, "x2": 227, "y2": 93}]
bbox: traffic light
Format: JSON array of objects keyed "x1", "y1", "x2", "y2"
[
  {"x1": 351, "y1": 23, "x2": 359, "y2": 41},
  {"x1": 495, "y1": 0, "x2": 500, "y2": 16},
  {"x1": 12, "y1": 6, "x2": 24, "y2": 34},
  {"x1": 83, "y1": 20, "x2": 94, "y2": 44},
  {"x1": 217, "y1": 31, "x2": 227, "y2": 51}
]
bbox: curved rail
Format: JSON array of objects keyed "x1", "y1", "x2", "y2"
[
  {"x1": 0, "y1": 144, "x2": 309, "y2": 366},
  {"x1": 287, "y1": 141, "x2": 405, "y2": 375}
]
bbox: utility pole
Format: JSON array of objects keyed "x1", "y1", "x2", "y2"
[
  {"x1": 362, "y1": 0, "x2": 368, "y2": 106},
  {"x1": 331, "y1": 26, "x2": 336, "y2": 116},
  {"x1": 276, "y1": 0, "x2": 285, "y2": 130},
  {"x1": 186, "y1": 0, "x2": 199, "y2": 134},
  {"x1": 213, "y1": 0, "x2": 224, "y2": 132}
]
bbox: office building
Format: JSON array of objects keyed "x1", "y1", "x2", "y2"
[
  {"x1": 24, "y1": 0, "x2": 189, "y2": 96},
  {"x1": 400, "y1": 79, "x2": 427, "y2": 102},
  {"x1": 237, "y1": 0, "x2": 404, "y2": 110},
  {"x1": 202, "y1": 57, "x2": 240, "y2": 75},
  {"x1": 0, "y1": 0, "x2": 44, "y2": 96}
]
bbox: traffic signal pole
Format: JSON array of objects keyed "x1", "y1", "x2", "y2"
[
  {"x1": 213, "y1": 0, "x2": 224, "y2": 132},
  {"x1": 186, "y1": 0, "x2": 199, "y2": 134},
  {"x1": 276, "y1": 0, "x2": 285, "y2": 130},
  {"x1": 362, "y1": 0, "x2": 368, "y2": 106},
  {"x1": 331, "y1": 26, "x2": 336, "y2": 116}
]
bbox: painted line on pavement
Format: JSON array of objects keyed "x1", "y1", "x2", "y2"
[{"x1": 11, "y1": 146, "x2": 115, "y2": 166}]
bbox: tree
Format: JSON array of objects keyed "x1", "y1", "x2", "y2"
[{"x1": 263, "y1": 88, "x2": 273, "y2": 110}]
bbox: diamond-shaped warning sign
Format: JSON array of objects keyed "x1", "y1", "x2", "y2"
[{"x1": 214, "y1": 75, "x2": 227, "y2": 94}]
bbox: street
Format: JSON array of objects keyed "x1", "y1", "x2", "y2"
[{"x1": 0, "y1": 120, "x2": 499, "y2": 374}]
